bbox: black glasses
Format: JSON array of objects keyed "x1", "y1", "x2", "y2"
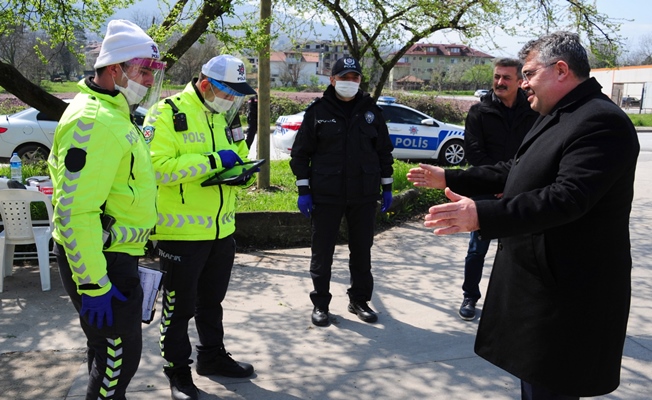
[{"x1": 522, "y1": 62, "x2": 557, "y2": 83}]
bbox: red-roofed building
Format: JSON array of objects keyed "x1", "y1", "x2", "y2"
[
  {"x1": 389, "y1": 43, "x2": 494, "y2": 88},
  {"x1": 270, "y1": 51, "x2": 330, "y2": 87}
]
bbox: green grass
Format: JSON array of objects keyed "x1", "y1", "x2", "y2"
[
  {"x1": 236, "y1": 159, "x2": 299, "y2": 212},
  {"x1": 36, "y1": 80, "x2": 80, "y2": 93},
  {"x1": 0, "y1": 159, "x2": 447, "y2": 224},
  {"x1": 235, "y1": 159, "x2": 448, "y2": 219},
  {"x1": 628, "y1": 113, "x2": 652, "y2": 127}
]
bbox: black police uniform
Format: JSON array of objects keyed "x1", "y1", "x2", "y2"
[
  {"x1": 290, "y1": 85, "x2": 394, "y2": 310},
  {"x1": 245, "y1": 95, "x2": 258, "y2": 149}
]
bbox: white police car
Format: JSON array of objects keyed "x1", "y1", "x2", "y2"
[
  {"x1": 376, "y1": 96, "x2": 465, "y2": 166},
  {"x1": 273, "y1": 96, "x2": 465, "y2": 166},
  {"x1": 0, "y1": 100, "x2": 149, "y2": 163}
]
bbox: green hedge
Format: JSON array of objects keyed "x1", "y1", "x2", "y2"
[
  {"x1": 381, "y1": 91, "x2": 466, "y2": 124},
  {"x1": 0, "y1": 161, "x2": 51, "y2": 221},
  {"x1": 233, "y1": 91, "x2": 466, "y2": 126}
]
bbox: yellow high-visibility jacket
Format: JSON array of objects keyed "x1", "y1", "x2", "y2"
[
  {"x1": 48, "y1": 78, "x2": 157, "y2": 296},
  {"x1": 145, "y1": 82, "x2": 251, "y2": 241}
]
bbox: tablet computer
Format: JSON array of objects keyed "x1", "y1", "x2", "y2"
[{"x1": 201, "y1": 159, "x2": 266, "y2": 187}]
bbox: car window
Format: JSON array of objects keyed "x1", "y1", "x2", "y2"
[
  {"x1": 379, "y1": 106, "x2": 427, "y2": 125},
  {"x1": 36, "y1": 111, "x2": 57, "y2": 122}
]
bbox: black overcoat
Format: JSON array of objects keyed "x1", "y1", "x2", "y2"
[{"x1": 445, "y1": 78, "x2": 640, "y2": 396}]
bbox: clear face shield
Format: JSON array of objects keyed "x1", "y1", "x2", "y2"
[
  {"x1": 121, "y1": 58, "x2": 167, "y2": 110},
  {"x1": 206, "y1": 78, "x2": 246, "y2": 125}
]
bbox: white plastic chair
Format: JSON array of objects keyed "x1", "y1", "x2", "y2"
[{"x1": 0, "y1": 189, "x2": 54, "y2": 292}]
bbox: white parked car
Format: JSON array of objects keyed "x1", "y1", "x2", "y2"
[
  {"x1": 474, "y1": 89, "x2": 489, "y2": 97},
  {"x1": 273, "y1": 96, "x2": 466, "y2": 166},
  {"x1": 0, "y1": 100, "x2": 147, "y2": 163},
  {"x1": 273, "y1": 111, "x2": 305, "y2": 155}
]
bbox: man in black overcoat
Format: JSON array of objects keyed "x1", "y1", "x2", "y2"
[{"x1": 407, "y1": 31, "x2": 639, "y2": 399}]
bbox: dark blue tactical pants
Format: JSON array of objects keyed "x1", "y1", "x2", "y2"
[{"x1": 56, "y1": 243, "x2": 143, "y2": 400}]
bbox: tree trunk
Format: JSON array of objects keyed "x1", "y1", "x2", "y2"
[{"x1": 0, "y1": 61, "x2": 68, "y2": 119}]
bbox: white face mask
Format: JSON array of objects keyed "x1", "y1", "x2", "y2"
[
  {"x1": 114, "y1": 68, "x2": 149, "y2": 106},
  {"x1": 205, "y1": 86, "x2": 235, "y2": 113},
  {"x1": 334, "y1": 80, "x2": 360, "y2": 98}
]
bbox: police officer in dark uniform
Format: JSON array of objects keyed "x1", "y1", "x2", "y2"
[
  {"x1": 290, "y1": 57, "x2": 394, "y2": 327},
  {"x1": 245, "y1": 95, "x2": 258, "y2": 149}
]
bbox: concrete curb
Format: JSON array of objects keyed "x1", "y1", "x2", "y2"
[{"x1": 234, "y1": 189, "x2": 422, "y2": 249}]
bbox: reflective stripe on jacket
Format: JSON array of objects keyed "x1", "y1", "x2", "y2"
[
  {"x1": 48, "y1": 78, "x2": 157, "y2": 296},
  {"x1": 289, "y1": 86, "x2": 394, "y2": 205},
  {"x1": 145, "y1": 81, "x2": 250, "y2": 241}
]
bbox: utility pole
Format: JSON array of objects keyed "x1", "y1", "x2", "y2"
[{"x1": 257, "y1": 0, "x2": 272, "y2": 189}]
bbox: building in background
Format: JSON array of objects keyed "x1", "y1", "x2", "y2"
[
  {"x1": 389, "y1": 43, "x2": 494, "y2": 89},
  {"x1": 591, "y1": 65, "x2": 652, "y2": 113},
  {"x1": 270, "y1": 51, "x2": 330, "y2": 87}
]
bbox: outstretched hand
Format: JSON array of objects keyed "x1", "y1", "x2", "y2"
[
  {"x1": 406, "y1": 163, "x2": 446, "y2": 189},
  {"x1": 424, "y1": 188, "x2": 479, "y2": 235}
]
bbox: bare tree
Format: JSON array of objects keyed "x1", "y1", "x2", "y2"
[
  {"x1": 166, "y1": 34, "x2": 222, "y2": 84},
  {"x1": 278, "y1": 55, "x2": 306, "y2": 87},
  {"x1": 429, "y1": 63, "x2": 448, "y2": 92},
  {"x1": 0, "y1": 0, "x2": 238, "y2": 120},
  {"x1": 0, "y1": 24, "x2": 43, "y2": 82},
  {"x1": 620, "y1": 33, "x2": 652, "y2": 66},
  {"x1": 277, "y1": 0, "x2": 624, "y2": 99}
]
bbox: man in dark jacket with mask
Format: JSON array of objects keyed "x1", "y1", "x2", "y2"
[
  {"x1": 458, "y1": 58, "x2": 538, "y2": 321},
  {"x1": 290, "y1": 57, "x2": 394, "y2": 327}
]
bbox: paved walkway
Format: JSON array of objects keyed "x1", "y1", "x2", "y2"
[{"x1": 1, "y1": 154, "x2": 651, "y2": 399}]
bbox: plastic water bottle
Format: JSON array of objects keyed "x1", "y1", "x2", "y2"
[{"x1": 10, "y1": 153, "x2": 22, "y2": 183}]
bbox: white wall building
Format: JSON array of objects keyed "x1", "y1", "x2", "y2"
[
  {"x1": 270, "y1": 51, "x2": 330, "y2": 87},
  {"x1": 591, "y1": 65, "x2": 652, "y2": 111}
]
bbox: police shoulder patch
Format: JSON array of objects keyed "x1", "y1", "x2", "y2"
[
  {"x1": 142, "y1": 126, "x2": 155, "y2": 144},
  {"x1": 364, "y1": 111, "x2": 374, "y2": 124}
]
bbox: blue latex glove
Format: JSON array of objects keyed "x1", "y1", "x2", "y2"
[
  {"x1": 217, "y1": 150, "x2": 244, "y2": 169},
  {"x1": 297, "y1": 194, "x2": 313, "y2": 218},
  {"x1": 381, "y1": 191, "x2": 393, "y2": 213},
  {"x1": 80, "y1": 285, "x2": 127, "y2": 329}
]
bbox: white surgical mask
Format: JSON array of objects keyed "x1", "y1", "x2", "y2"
[
  {"x1": 114, "y1": 68, "x2": 149, "y2": 106},
  {"x1": 205, "y1": 87, "x2": 235, "y2": 113},
  {"x1": 334, "y1": 80, "x2": 359, "y2": 98}
]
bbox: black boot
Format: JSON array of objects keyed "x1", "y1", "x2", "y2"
[
  {"x1": 348, "y1": 301, "x2": 378, "y2": 323},
  {"x1": 196, "y1": 345, "x2": 254, "y2": 378},
  {"x1": 164, "y1": 366, "x2": 198, "y2": 400},
  {"x1": 458, "y1": 297, "x2": 477, "y2": 321}
]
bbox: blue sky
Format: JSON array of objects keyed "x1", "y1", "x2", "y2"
[
  {"x1": 445, "y1": 0, "x2": 652, "y2": 57},
  {"x1": 112, "y1": 0, "x2": 652, "y2": 58}
]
